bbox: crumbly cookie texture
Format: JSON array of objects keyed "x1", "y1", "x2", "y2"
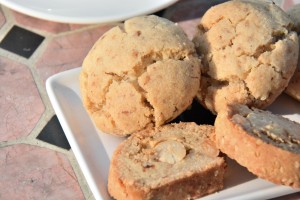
[
  {"x1": 108, "y1": 123, "x2": 226, "y2": 200},
  {"x1": 285, "y1": 4, "x2": 300, "y2": 102},
  {"x1": 80, "y1": 15, "x2": 201, "y2": 136},
  {"x1": 193, "y1": 0, "x2": 299, "y2": 114},
  {"x1": 215, "y1": 104, "x2": 300, "y2": 188}
]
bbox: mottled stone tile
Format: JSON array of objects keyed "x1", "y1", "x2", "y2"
[
  {"x1": 36, "y1": 25, "x2": 114, "y2": 83},
  {"x1": 0, "y1": 144, "x2": 84, "y2": 199},
  {"x1": 0, "y1": 57, "x2": 44, "y2": 141},
  {"x1": 12, "y1": 11, "x2": 87, "y2": 34},
  {"x1": 163, "y1": 0, "x2": 228, "y2": 39}
]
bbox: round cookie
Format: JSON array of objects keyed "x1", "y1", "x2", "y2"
[
  {"x1": 108, "y1": 123, "x2": 226, "y2": 200},
  {"x1": 193, "y1": 0, "x2": 299, "y2": 114},
  {"x1": 215, "y1": 104, "x2": 300, "y2": 188},
  {"x1": 285, "y1": 4, "x2": 300, "y2": 102},
  {"x1": 80, "y1": 15, "x2": 201, "y2": 136}
]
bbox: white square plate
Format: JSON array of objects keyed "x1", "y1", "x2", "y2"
[{"x1": 46, "y1": 67, "x2": 300, "y2": 200}]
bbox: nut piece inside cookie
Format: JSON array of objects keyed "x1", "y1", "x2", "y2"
[
  {"x1": 215, "y1": 104, "x2": 300, "y2": 188},
  {"x1": 155, "y1": 140, "x2": 186, "y2": 164},
  {"x1": 231, "y1": 105, "x2": 300, "y2": 153},
  {"x1": 108, "y1": 123, "x2": 226, "y2": 200}
]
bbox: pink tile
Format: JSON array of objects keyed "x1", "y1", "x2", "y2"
[
  {"x1": 163, "y1": 0, "x2": 227, "y2": 39},
  {"x1": 12, "y1": 10, "x2": 87, "y2": 34},
  {"x1": 36, "y1": 25, "x2": 114, "y2": 83},
  {"x1": 0, "y1": 57, "x2": 44, "y2": 141},
  {"x1": 0, "y1": 144, "x2": 84, "y2": 199}
]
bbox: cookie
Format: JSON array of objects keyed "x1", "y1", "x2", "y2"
[
  {"x1": 108, "y1": 123, "x2": 226, "y2": 200},
  {"x1": 215, "y1": 104, "x2": 300, "y2": 188},
  {"x1": 285, "y1": 4, "x2": 300, "y2": 102},
  {"x1": 193, "y1": 0, "x2": 299, "y2": 114},
  {"x1": 80, "y1": 15, "x2": 201, "y2": 136}
]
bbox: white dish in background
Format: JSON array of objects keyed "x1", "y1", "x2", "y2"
[
  {"x1": 46, "y1": 67, "x2": 300, "y2": 200},
  {"x1": 0, "y1": 0, "x2": 178, "y2": 24}
]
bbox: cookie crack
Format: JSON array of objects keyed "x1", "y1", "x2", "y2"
[
  {"x1": 241, "y1": 79, "x2": 256, "y2": 104},
  {"x1": 245, "y1": 28, "x2": 290, "y2": 60},
  {"x1": 103, "y1": 109, "x2": 118, "y2": 132},
  {"x1": 89, "y1": 73, "x2": 128, "y2": 132},
  {"x1": 252, "y1": 44, "x2": 276, "y2": 59},
  {"x1": 231, "y1": 12, "x2": 250, "y2": 27},
  {"x1": 85, "y1": 73, "x2": 116, "y2": 114},
  {"x1": 98, "y1": 73, "x2": 124, "y2": 111},
  {"x1": 255, "y1": 28, "x2": 290, "y2": 59},
  {"x1": 104, "y1": 72, "x2": 125, "y2": 80},
  {"x1": 242, "y1": 62, "x2": 280, "y2": 104},
  {"x1": 99, "y1": 44, "x2": 194, "y2": 128},
  {"x1": 105, "y1": 73, "x2": 156, "y2": 130},
  {"x1": 133, "y1": 49, "x2": 191, "y2": 77},
  {"x1": 202, "y1": 16, "x2": 224, "y2": 31},
  {"x1": 227, "y1": 12, "x2": 251, "y2": 48},
  {"x1": 85, "y1": 76, "x2": 119, "y2": 131},
  {"x1": 271, "y1": 65, "x2": 286, "y2": 79},
  {"x1": 100, "y1": 78, "x2": 114, "y2": 110},
  {"x1": 137, "y1": 50, "x2": 194, "y2": 122}
]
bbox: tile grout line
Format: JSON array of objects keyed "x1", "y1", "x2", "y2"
[
  {"x1": 0, "y1": 6, "x2": 14, "y2": 39},
  {"x1": 0, "y1": 137, "x2": 67, "y2": 153},
  {"x1": 66, "y1": 150, "x2": 95, "y2": 200}
]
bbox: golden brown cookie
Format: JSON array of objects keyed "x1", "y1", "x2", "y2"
[
  {"x1": 80, "y1": 15, "x2": 201, "y2": 136},
  {"x1": 285, "y1": 4, "x2": 300, "y2": 102},
  {"x1": 215, "y1": 104, "x2": 300, "y2": 188},
  {"x1": 193, "y1": 0, "x2": 299, "y2": 114},
  {"x1": 108, "y1": 123, "x2": 226, "y2": 200}
]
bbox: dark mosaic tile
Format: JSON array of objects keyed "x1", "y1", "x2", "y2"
[
  {"x1": 37, "y1": 115, "x2": 71, "y2": 150},
  {"x1": 171, "y1": 100, "x2": 216, "y2": 125},
  {"x1": 0, "y1": 26, "x2": 44, "y2": 58}
]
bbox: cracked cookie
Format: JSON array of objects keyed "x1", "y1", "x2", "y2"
[
  {"x1": 193, "y1": 0, "x2": 299, "y2": 114},
  {"x1": 215, "y1": 104, "x2": 300, "y2": 188},
  {"x1": 108, "y1": 122, "x2": 226, "y2": 200},
  {"x1": 80, "y1": 15, "x2": 201, "y2": 136},
  {"x1": 286, "y1": 4, "x2": 300, "y2": 102}
]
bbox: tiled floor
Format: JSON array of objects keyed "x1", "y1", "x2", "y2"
[
  {"x1": 0, "y1": 56, "x2": 45, "y2": 141},
  {"x1": 0, "y1": 0, "x2": 299, "y2": 199}
]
